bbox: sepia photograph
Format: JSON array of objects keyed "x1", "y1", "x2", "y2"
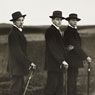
[{"x1": 0, "y1": 0, "x2": 95, "y2": 95}]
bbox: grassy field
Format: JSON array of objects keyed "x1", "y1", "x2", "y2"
[{"x1": 0, "y1": 25, "x2": 95, "y2": 95}]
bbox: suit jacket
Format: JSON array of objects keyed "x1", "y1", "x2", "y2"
[
  {"x1": 63, "y1": 26, "x2": 87, "y2": 68},
  {"x1": 45, "y1": 25, "x2": 67, "y2": 71},
  {"x1": 7, "y1": 26, "x2": 31, "y2": 76}
]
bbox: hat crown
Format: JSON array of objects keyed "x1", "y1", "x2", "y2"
[
  {"x1": 10, "y1": 11, "x2": 26, "y2": 21},
  {"x1": 65, "y1": 13, "x2": 81, "y2": 21},
  {"x1": 53, "y1": 11, "x2": 62, "y2": 18},
  {"x1": 49, "y1": 10, "x2": 65, "y2": 19},
  {"x1": 12, "y1": 11, "x2": 22, "y2": 18},
  {"x1": 69, "y1": 13, "x2": 78, "y2": 19}
]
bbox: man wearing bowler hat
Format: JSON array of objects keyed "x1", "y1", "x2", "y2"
[
  {"x1": 7, "y1": 11, "x2": 36, "y2": 95},
  {"x1": 44, "y1": 10, "x2": 68, "y2": 95},
  {"x1": 63, "y1": 13, "x2": 92, "y2": 95}
]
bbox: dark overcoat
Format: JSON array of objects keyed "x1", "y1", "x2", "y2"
[
  {"x1": 7, "y1": 26, "x2": 31, "y2": 76},
  {"x1": 45, "y1": 25, "x2": 67, "y2": 71},
  {"x1": 63, "y1": 26, "x2": 87, "y2": 68}
]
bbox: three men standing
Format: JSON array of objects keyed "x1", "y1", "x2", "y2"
[
  {"x1": 7, "y1": 10, "x2": 92, "y2": 95},
  {"x1": 7, "y1": 11, "x2": 36, "y2": 95}
]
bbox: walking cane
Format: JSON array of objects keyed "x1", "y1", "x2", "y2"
[
  {"x1": 23, "y1": 63, "x2": 36, "y2": 95},
  {"x1": 23, "y1": 70, "x2": 34, "y2": 95},
  {"x1": 64, "y1": 67, "x2": 68, "y2": 95},
  {"x1": 87, "y1": 62, "x2": 91, "y2": 95}
]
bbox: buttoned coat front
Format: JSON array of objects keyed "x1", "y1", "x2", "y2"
[
  {"x1": 45, "y1": 25, "x2": 67, "y2": 71},
  {"x1": 7, "y1": 26, "x2": 31, "y2": 76},
  {"x1": 63, "y1": 26, "x2": 87, "y2": 68}
]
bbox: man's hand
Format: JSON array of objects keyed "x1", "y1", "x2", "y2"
[
  {"x1": 29, "y1": 62, "x2": 36, "y2": 70},
  {"x1": 62, "y1": 61, "x2": 69, "y2": 69},
  {"x1": 87, "y1": 57, "x2": 92, "y2": 63},
  {"x1": 67, "y1": 45, "x2": 74, "y2": 51}
]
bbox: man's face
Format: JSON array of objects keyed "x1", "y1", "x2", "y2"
[
  {"x1": 13, "y1": 17, "x2": 24, "y2": 28},
  {"x1": 52, "y1": 18, "x2": 62, "y2": 27},
  {"x1": 68, "y1": 19, "x2": 77, "y2": 27}
]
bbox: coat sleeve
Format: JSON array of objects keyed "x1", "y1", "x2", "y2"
[
  {"x1": 8, "y1": 33, "x2": 31, "y2": 68},
  {"x1": 45, "y1": 29, "x2": 65, "y2": 65},
  {"x1": 73, "y1": 45, "x2": 87, "y2": 60},
  {"x1": 65, "y1": 30, "x2": 87, "y2": 60}
]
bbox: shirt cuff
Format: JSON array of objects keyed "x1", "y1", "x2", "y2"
[{"x1": 62, "y1": 61, "x2": 68, "y2": 65}]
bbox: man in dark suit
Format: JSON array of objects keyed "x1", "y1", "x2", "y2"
[
  {"x1": 63, "y1": 13, "x2": 92, "y2": 95},
  {"x1": 7, "y1": 11, "x2": 36, "y2": 95},
  {"x1": 44, "y1": 10, "x2": 68, "y2": 95}
]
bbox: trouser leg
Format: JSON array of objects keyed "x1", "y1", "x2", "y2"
[
  {"x1": 67, "y1": 68, "x2": 78, "y2": 95},
  {"x1": 56, "y1": 71, "x2": 64, "y2": 95},
  {"x1": 45, "y1": 71, "x2": 64, "y2": 95},
  {"x1": 10, "y1": 75, "x2": 24, "y2": 95}
]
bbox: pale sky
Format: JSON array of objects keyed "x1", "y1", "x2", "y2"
[{"x1": 0, "y1": 0, "x2": 95, "y2": 25}]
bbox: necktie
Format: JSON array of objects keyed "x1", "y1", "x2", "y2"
[{"x1": 59, "y1": 29, "x2": 64, "y2": 37}]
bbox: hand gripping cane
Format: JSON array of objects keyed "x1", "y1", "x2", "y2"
[{"x1": 87, "y1": 62, "x2": 91, "y2": 95}]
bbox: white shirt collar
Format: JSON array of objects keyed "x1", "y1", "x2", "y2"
[
  {"x1": 52, "y1": 24, "x2": 63, "y2": 36},
  {"x1": 69, "y1": 24, "x2": 77, "y2": 29},
  {"x1": 13, "y1": 24, "x2": 22, "y2": 32},
  {"x1": 52, "y1": 24, "x2": 60, "y2": 30}
]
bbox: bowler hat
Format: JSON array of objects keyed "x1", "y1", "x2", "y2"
[
  {"x1": 49, "y1": 11, "x2": 65, "y2": 19},
  {"x1": 65, "y1": 13, "x2": 81, "y2": 21},
  {"x1": 10, "y1": 11, "x2": 26, "y2": 21}
]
